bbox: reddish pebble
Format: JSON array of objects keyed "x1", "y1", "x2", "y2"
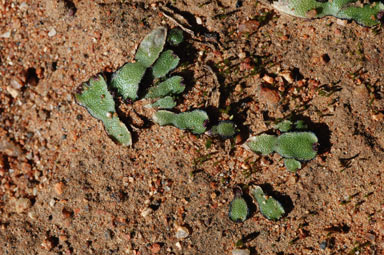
[
  {"x1": 54, "y1": 182, "x2": 64, "y2": 195},
  {"x1": 150, "y1": 243, "x2": 161, "y2": 253},
  {"x1": 259, "y1": 86, "x2": 280, "y2": 106}
]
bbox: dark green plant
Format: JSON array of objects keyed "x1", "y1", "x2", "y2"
[
  {"x1": 229, "y1": 186, "x2": 249, "y2": 222},
  {"x1": 153, "y1": 110, "x2": 209, "y2": 134},
  {"x1": 75, "y1": 75, "x2": 132, "y2": 146},
  {"x1": 209, "y1": 121, "x2": 237, "y2": 138},
  {"x1": 152, "y1": 50, "x2": 180, "y2": 78},
  {"x1": 250, "y1": 185, "x2": 285, "y2": 220},
  {"x1": 167, "y1": 28, "x2": 184, "y2": 46},
  {"x1": 145, "y1": 76, "x2": 184, "y2": 98},
  {"x1": 110, "y1": 62, "x2": 146, "y2": 101},
  {"x1": 245, "y1": 134, "x2": 277, "y2": 155},
  {"x1": 150, "y1": 96, "x2": 177, "y2": 109},
  {"x1": 135, "y1": 26, "x2": 167, "y2": 67},
  {"x1": 245, "y1": 120, "x2": 318, "y2": 171},
  {"x1": 273, "y1": 0, "x2": 384, "y2": 27}
]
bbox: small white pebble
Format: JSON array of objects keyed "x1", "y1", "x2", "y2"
[
  {"x1": 175, "y1": 226, "x2": 189, "y2": 239},
  {"x1": 196, "y1": 16, "x2": 203, "y2": 25},
  {"x1": 10, "y1": 79, "x2": 22, "y2": 89},
  {"x1": 28, "y1": 211, "x2": 36, "y2": 220},
  {"x1": 49, "y1": 199, "x2": 56, "y2": 207},
  {"x1": 48, "y1": 28, "x2": 56, "y2": 37},
  {"x1": 336, "y1": 19, "x2": 347, "y2": 26},
  {"x1": 175, "y1": 241, "x2": 182, "y2": 250},
  {"x1": 141, "y1": 207, "x2": 153, "y2": 218},
  {"x1": 19, "y1": 2, "x2": 28, "y2": 10},
  {"x1": 0, "y1": 31, "x2": 11, "y2": 38},
  {"x1": 232, "y1": 248, "x2": 250, "y2": 255},
  {"x1": 7, "y1": 87, "x2": 19, "y2": 98},
  {"x1": 238, "y1": 52, "x2": 246, "y2": 59}
]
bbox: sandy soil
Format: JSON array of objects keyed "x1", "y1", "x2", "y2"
[{"x1": 0, "y1": 0, "x2": 384, "y2": 254}]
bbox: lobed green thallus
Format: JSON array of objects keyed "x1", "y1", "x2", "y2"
[
  {"x1": 250, "y1": 185, "x2": 285, "y2": 221},
  {"x1": 273, "y1": 0, "x2": 384, "y2": 27},
  {"x1": 245, "y1": 120, "x2": 318, "y2": 171},
  {"x1": 76, "y1": 75, "x2": 132, "y2": 146}
]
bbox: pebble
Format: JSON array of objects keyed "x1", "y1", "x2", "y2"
[
  {"x1": 262, "y1": 75, "x2": 275, "y2": 84},
  {"x1": 54, "y1": 182, "x2": 65, "y2": 195},
  {"x1": 175, "y1": 226, "x2": 189, "y2": 239},
  {"x1": 141, "y1": 207, "x2": 153, "y2": 218},
  {"x1": 319, "y1": 241, "x2": 327, "y2": 250},
  {"x1": 41, "y1": 238, "x2": 55, "y2": 251},
  {"x1": 6, "y1": 86, "x2": 19, "y2": 98},
  {"x1": 280, "y1": 70, "x2": 294, "y2": 84},
  {"x1": 150, "y1": 243, "x2": 161, "y2": 253},
  {"x1": 238, "y1": 20, "x2": 260, "y2": 33},
  {"x1": 10, "y1": 78, "x2": 23, "y2": 89},
  {"x1": 238, "y1": 52, "x2": 246, "y2": 59},
  {"x1": 371, "y1": 112, "x2": 384, "y2": 121},
  {"x1": 28, "y1": 211, "x2": 37, "y2": 220},
  {"x1": 15, "y1": 198, "x2": 32, "y2": 214},
  {"x1": 196, "y1": 16, "x2": 203, "y2": 25},
  {"x1": 48, "y1": 28, "x2": 56, "y2": 37},
  {"x1": 0, "y1": 31, "x2": 11, "y2": 38},
  {"x1": 19, "y1": 2, "x2": 28, "y2": 10},
  {"x1": 336, "y1": 19, "x2": 348, "y2": 26},
  {"x1": 175, "y1": 241, "x2": 182, "y2": 250},
  {"x1": 232, "y1": 248, "x2": 250, "y2": 255},
  {"x1": 259, "y1": 86, "x2": 280, "y2": 106}
]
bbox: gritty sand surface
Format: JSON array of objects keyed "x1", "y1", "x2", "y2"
[{"x1": 0, "y1": 0, "x2": 384, "y2": 254}]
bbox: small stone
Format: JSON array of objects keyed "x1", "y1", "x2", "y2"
[
  {"x1": 175, "y1": 226, "x2": 189, "y2": 239},
  {"x1": 15, "y1": 198, "x2": 31, "y2": 214},
  {"x1": 150, "y1": 243, "x2": 161, "y2": 253},
  {"x1": 336, "y1": 19, "x2": 348, "y2": 26},
  {"x1": 28, "y1": 211, "x2": 36, "y2": 220},
  {"x1": 372, "y1": 112, "x2": 384, "y2": 121},
  {"x1": 104, "y1": 229, "x2": 114, "y2": 239},
  {"x1": 280, "y1": 71, "x2": 294, "y2": 84},
  {"x1": 238, "y1": 52, "x2": 246, "y2": 59},
  {"x1": 232, "y1": 248, "x2": 250, "y2": 255},
  {"x1": 262, "y1": 75, "x2": 274, "y2": 84},
  {"x1": 49, "y1": 199, "x2": 56, "y2": 207},
  {"x1": 10, "y1": 78, "x2": 23, "y2": 89},
  {"x1": 238, "y1": 20, "x2": 260, "y2": 33},
  {"x1": 59, "y1": 235, "x2": 68, "y2": 242},
  {"x1": 19, "y1": 2, "x2": 28, "y2": 10},
  {"x1": 196, "y1": 16, "x2": 202, "y2": 25},
  {"x1": 259, "y1": 86, "x2": 280, "y2": 106},
  {"x1": 6, "y1": 87, "x2": 19, "y2": 98},
  {"x1": 41, "y1": 238, "x2": 56, "y2": 251},
  {"x1": 235, "y1": 134, "x2": 243, "y2": 144},
  {"x1": 235, "y1": 84, "x2": 242, "y2": 92},
  {"x1": 319, "y1": 241, "x2": 327, "y2": 250},
  {"x1": 48, "y1": 28, "x2": 56, "y2": 37},
  {"x1": 54, "y1": 182, "x2": 65, "y2": 195},
  {"x1": 175, "y1": 241, "x2": 182, "y2": 250},
  {"x1": 0, "y1": 31, "x2": 11, "y2": 38},
  {"x1": 141, "y1": 207, "x2": 153, "y2": 218}
]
